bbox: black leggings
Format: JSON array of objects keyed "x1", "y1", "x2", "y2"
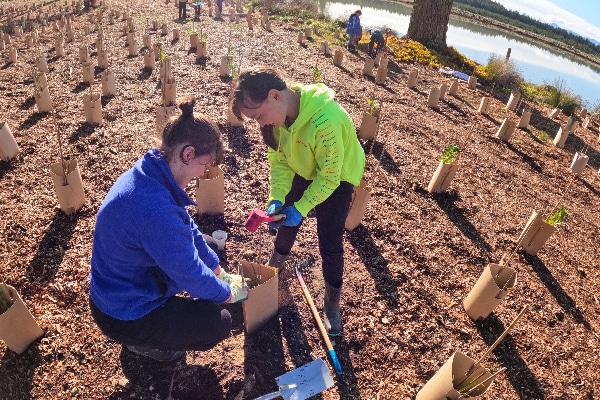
[
  {"x1": 89, "y1": 296, "x2": 231, "y2": 351},
  {"x1": 274, "y1": 175, "x2": 354, "y2": 288},
  {"x1": 178, "y1": 2, "x2": 186, "y2": 19}
]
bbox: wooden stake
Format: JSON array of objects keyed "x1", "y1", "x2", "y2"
[{"x1": 456, "y1": 305, "x2": 528, "y2": 388}]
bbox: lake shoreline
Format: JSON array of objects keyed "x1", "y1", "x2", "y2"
[{"x1": 391, "y1": 0, "x2": 600, "y2": 72}]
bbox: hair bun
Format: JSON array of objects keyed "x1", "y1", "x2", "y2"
[{"x1": 178, "y1": 96, "x2": 196, "y2": 119}]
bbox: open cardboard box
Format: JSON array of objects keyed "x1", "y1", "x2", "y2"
[{"x1": 240, "y1": 261, "x2": 278, "y2": 334}]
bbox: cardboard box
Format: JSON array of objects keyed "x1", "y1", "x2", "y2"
[{"x1": 240, "y1": 261, "x2": 278, "y2": 334}]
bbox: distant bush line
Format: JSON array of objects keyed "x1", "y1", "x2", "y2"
[{"x1": 452, "y1": 0, "x2": 600, "y2": 58}]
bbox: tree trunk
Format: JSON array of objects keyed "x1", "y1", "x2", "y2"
[{"x1": 406, "y1": 0, "x2": 454, "y2": 51}]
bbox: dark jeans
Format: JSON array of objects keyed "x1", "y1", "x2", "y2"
[
  {"x1": 274, "y1": 175, "x2": 354, "y2": 288},
  {"x1": 178, "y1": 2, "x2": 187, "y2": 19},
  {"x1": 216, "y1": 0, "x2": 223, "y2": 14},
  {"x1": 89, "y1": 296, "x2": 231, "y2": 351}
]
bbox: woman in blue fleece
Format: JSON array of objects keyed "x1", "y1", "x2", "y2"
[
  {"x1": 346, "y1": 10, "x2": 362, "y2": 52},
  {"x1": 89, "y1": 96, "x2": 248, "y2": 362}
]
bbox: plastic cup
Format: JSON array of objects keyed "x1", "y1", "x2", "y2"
[{"x1": 212, "y1": 230, "x2": 228, "y2": 250}]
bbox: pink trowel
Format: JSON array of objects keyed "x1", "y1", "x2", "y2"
[{"x1": 244, "y1": 208, "x2": 285, "y2": 232}]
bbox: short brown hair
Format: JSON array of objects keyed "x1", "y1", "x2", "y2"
[{"x1": 230, "y1": 66, "x2": 287, "y2": 121}]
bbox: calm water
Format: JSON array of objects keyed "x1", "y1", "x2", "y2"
[{"x1": 313, "y1": 0, "x2": 600, "y2": 107}]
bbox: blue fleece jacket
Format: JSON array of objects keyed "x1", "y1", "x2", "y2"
[
  {"x1": 346, "y1": 13, "x2": 362, "y2": 36},
  {"x1": 89, "y1": 148, "x2": 231, "y2": 320}
]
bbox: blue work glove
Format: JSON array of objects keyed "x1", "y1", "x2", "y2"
[
  {"x1": 266, "y1": 200, "x2": 283, "y2": 216},
  {"x1": 280, "y1": 205, "x2": 302, "y2": 227},
  {"x1": 267, "y1": 200, "x2": 287, "y2": 229}
]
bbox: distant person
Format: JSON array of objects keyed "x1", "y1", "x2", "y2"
[
  {"x1": 216, "y1": 0, "x2": 223, "y2": 16},
  {"x1": 231, "y1": 66, "x2": 366, "y2": 337},
  {"x1": 368, "y1": 30, "x2": 386, "y2": 58},
  {"x1": 346, "y1": 10, "x2": 362, "y2": 52},
  {"x1": 178, "y1": 0, "x2": 187, "y2": 20},
  {"x1": 89, "y1": 96, "x2": 249, "y2": 362}
]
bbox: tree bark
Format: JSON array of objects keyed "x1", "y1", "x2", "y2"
[{"x1": 406, "y1": 0, "x2": 454, "y2": 51}]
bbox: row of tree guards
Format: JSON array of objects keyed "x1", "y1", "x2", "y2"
[
  {"x1": 1, "y1": 0, "x2": 82, "y2": 339},
  {"x1": 345, "y1": 40, "x2": 594, "y2": 397}
]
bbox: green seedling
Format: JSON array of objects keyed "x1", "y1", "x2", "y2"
[
  {"x1": 157, "y1": 43, "x2": 165, "y2": 62},
  {"x1": 457, "y1": 371, "x2": 486, "y2": 394},
  {"x1": 367, "y1": 96, "x2": 377, "y2": 115},
  {"x1": 0, "y1": 288, "x2": 11, "y2": 314},
  {"x1": 311, "y1": 66, "x2": 323, "y2": 83},
  {"x1": 547, "y1": 205, "x2": 567, "y2": 227},
  {"x1": 440, "y1": 144, "x2": 461, "y2": 164},
  {"x1": 229, "y1": 62, "x2": 238, "y2": 79}
]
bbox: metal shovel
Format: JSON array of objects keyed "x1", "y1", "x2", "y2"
[{"x1": 253, "y1": 358, "x2": 334, "y2": 400}]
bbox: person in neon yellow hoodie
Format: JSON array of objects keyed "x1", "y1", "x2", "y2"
[{"x1": 232, "y1": 66, "x2": 365, "y2": 336}]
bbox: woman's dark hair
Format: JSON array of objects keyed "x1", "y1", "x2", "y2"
[
  {"x1": 230, "y1": 66, "x2": 287, "y2": 150},
  {"x1": 161, "y1": 96, "x2": 224, "y2": 165}
]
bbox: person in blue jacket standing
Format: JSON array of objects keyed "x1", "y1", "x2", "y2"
[
  {"x1": 89, "y1": 96, "x2": 248, "y2": 362},
  {"x1": 346, "y1": 10, "x2": 362, "y2": 52}
]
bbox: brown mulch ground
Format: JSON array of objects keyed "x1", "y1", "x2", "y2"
[{"x1": 1, "y1": 1, "x2": 600, "y2": 399}]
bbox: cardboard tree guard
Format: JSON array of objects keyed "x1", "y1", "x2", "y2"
[
  {"x1": 101, "y1": 70, "x2": 117, "y2": 97},
  {"x1": 155, "y1": 105, "x2": 178, "y2": 135},
  {"x1": 345, "y1": 179, "x2": 371, "y2": 231},
  {"x1": 358, "y1": 112, "x2": 379, "y2": 141},
  {"x1": 0, "y1": 284, "x2": 44, "y2": 354},
  {"x1": 428, "y1": 161, "x2": 459, "y2": 193},
  {"x1": 240, "y1": 261, "x2": 278, "y2": 334},
  {"x1": 83, "y1": 93, "x2": 102, "y2": 124},
  {"x1": 516, "y1": 210, "x2": 557, "y2": 255},
  {"x1": 0, "y1": 122, "x2": 20, "y2": 161},
  {"x1": 195, "y1": 166, "x2": 225, "y2": 214},
  {"x1": 35, "y1": 86, "x2": 52, "y2": 113},
  {"x1": 49, "y1": 159, "x2": 86, "y2": 214},
  {"x1": 518, "y1": 109, "x2": 531, "y2": 128},
  {"x1": 495, "y1": 118, "x2": 517, "y2": 142},
  {"x1": 416, "y1": 351, "x2": 492, "y2": 399},
  {"x1": 553, "y1": 126, "x2": 569, "y2": 148},
  {"x1": 570, "y1": 152, "x2": 588, "y2": 176},
  {"x1": 463, "y1": 263, "x2": 517, "y2": 321}
]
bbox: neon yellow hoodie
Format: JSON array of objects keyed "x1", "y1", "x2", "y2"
[{"x1": 268, "y1": 83, "x2": 366, "y2": 217}]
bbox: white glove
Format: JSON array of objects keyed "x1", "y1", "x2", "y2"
[
  {"x1": 227, "y1": 280, "x2": 249, "y2": 303},
  {"x1": 217, "y1": 269, "x2": 249, "y2": 303}
]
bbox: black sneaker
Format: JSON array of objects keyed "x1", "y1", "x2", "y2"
[{"x1": 125, "y1": 345, "x2": 186, "y2": 362}]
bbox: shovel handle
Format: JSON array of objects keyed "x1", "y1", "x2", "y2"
[{"x1": 295, "y1": 268, "x2": 343, "y2": 375}]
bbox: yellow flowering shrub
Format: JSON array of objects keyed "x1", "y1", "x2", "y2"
[
  {"x1": 387, "y1": 37, "x2": 440, "y2": 67},
  {"x1": 445, "y1": 46, "x2": 477, "y2": 70}
]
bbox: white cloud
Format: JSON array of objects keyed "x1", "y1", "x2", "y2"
[{"x1": 494, "y1": 0, "x2": 600, "y2": 42}]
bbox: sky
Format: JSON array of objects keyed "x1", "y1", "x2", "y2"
[{"x1": 492, "y1": 0, "x2": 600, "y2": 43}]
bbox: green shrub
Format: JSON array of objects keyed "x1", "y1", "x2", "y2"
[
  {"x1": 481, "y1": 54, "x2": 523, "y2": 90},
  {"x1": 559, "y1": 92, "x2": 583, "y2": 116}
]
